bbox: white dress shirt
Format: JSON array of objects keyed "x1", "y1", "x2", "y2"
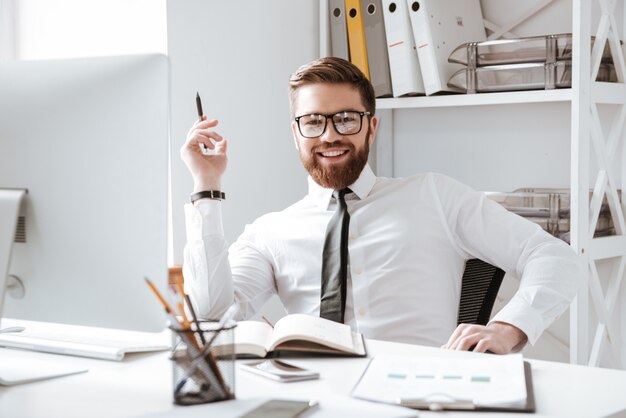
[{"x1": 183, "y1": 164, "x2": 582, "y2": 347}]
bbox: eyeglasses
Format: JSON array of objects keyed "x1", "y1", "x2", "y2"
[{"x1": 294, "y1": 110, "x2": 371, "y2": 138}]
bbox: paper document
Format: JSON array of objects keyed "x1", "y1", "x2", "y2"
[
  {"x1": 0, "y1": 355, "x2": 87, "y2": 386},
  {"x1": 352, "y1": 353, "x2": 527, "y2": 409}
]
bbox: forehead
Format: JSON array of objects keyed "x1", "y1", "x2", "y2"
[{"x1": 293, "y1": 83, "x2": 364, "y2": 115}]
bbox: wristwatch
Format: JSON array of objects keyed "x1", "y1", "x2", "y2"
[{"x1": 190, "y1": 190, "x2": 225, "y2": 203}]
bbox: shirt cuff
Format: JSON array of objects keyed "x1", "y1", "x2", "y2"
[
  {"x1": 184, "y1": 200, "x2": 224, "y2": 241},
  {"x1": 489, "y1": 297, "x2": 544, "y2": 346}
]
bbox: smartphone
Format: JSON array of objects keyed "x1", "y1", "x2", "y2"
[
  {"x1": 239, "y1": 399, "x2": 318, "y2": 418},
  {"x1": 240, "y1": 359, "x2": 320, "y2": 382}
]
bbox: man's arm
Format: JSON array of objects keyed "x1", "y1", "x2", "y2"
[
  {"x1": 180, "y1": 116, "x2": 278, "y2": 320},
  {"x1": 431, "y1": 174, "x2": 583, "y2": 354},
  {"x1": 179, "y1": 116, "x2": 233, "y2": 318}
]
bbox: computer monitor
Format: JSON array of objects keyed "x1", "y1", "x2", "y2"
[{"x1": 0, "y1": 54, "x2": 169, "y2": 333}]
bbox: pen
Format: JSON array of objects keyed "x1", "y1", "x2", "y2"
[
  {"x1": 196, "y1": 91, "x2": 204, "y2": 121},
  {"x1": 195, "y1": 92, "x2": 208, "y2": 154}
]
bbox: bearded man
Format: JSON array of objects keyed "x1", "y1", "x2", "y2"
[{"x1": 180, "y1": 57, "x2": 580, "y2": 354}]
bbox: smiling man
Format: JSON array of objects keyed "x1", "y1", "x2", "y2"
[{"x1": 180, "y1": 57, "x2": 581, "y2": 354}]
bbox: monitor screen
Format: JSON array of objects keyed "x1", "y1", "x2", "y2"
[{"x1": 0, "y1": 54, "x2": 169, "y2": 332}]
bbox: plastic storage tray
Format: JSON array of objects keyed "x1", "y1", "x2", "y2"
[
  {"x1": 447, "y1": 61, "x2": 616, "y2": 93},
  {"x1": 448, "y1": 33, "x2": 613, "y2": 67},
  {"x1": 486, "y1": 188, "x2": 618, "y2": 243}
]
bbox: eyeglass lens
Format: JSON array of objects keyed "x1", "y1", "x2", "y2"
[{"x1": 298, "y1": 111, "x2": 363, "y2": 138}]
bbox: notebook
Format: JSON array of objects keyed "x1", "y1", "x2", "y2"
[{"x1": 0, "y1": 318, "x2": 170, "y2": 361}]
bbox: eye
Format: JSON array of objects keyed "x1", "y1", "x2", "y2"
[
  {"x1": 336, "y1": 112, "x2": 357, "y2": 123},
  {"x1": 304, "y1": 118, "x2": 323, "y2": 126}
]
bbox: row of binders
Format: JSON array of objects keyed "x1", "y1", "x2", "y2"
[{"x1": 329, "y1": 0, "x2": 487, "y2": 97}]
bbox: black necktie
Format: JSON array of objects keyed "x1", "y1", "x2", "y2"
[{"x1": 320, "y1": 188, "x2": 351, "y2": 323}]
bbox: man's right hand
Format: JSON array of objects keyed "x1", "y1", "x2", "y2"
[{"x1": 180, "y1": 116, "x2": 228, "y2": 193}]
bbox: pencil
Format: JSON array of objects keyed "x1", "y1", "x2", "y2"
[
  {"x1": 172, "y1": 279, "x2": 192, "y2": 329},
  {"x1": 174, "y1": 277, "x2": 204, "y2": 344},
  {"x1": 196, "y1": 92, "x2": 204, "y2": 121},
  {"x1": 144, "y1": 277, "x2": 177, "y2": 318}
]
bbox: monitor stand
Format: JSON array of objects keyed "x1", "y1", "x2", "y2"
[
  {"x1": 0, "y1": 188, "x2": 27, "y2": 330},
  {"x1": 0, "y1": 189, "x2": 86, "y2": 385}
]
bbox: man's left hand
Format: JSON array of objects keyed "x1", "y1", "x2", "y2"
[{"x1": 442, "y1": 321, "x2": 528, "y2": 354}]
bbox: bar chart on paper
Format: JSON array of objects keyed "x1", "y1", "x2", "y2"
[{"x1": 352, "y1": 354, "x2": 528, "y2": 408}]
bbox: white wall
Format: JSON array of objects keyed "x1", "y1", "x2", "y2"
[
  {"x1": 13, "y1": 0, "x2": 166, "y2": 60},
  {"x1": 167, "y1": 0, "x2": 320, "y2": 320},
  {"x1": 167, "y1": 0, "x2": 319, "y2": 258}
]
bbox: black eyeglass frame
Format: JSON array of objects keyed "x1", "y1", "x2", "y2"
[{"x1": 294, "y1": 110, "x2": 371, "y2": 138}]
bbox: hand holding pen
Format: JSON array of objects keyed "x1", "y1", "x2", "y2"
[{"x1": 180, "y1": 92, "x2": 228, "y2": 193}]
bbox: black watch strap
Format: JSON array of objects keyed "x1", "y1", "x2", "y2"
[{"x1": 190, "y1": 190, "x2": 225, "y2": 203}]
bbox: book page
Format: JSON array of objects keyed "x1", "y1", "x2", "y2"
[
  {"x1": 227, "y1": 321, "x2": 274, "y2": 357},
  {"x1": 268, "y1": 314, "x2": 356, "y2": 353},
  {"x1": 352, "y1": 354, "x2": 527, "y2": 408}
]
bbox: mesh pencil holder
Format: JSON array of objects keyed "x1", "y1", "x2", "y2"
[{"x1": 169, "y1": 319, "x2": 237, "y2": 405}]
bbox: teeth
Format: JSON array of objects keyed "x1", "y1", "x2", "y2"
[{"x1": 321, "y1": 150, "x2": 346, "y2": 157}]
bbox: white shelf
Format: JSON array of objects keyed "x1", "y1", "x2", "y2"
[{"x1": 377, "y1": 88, "x2": 573, "y2": 109}]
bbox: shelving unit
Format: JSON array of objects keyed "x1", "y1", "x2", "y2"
[
  {"x1": 320, "y1": 0, "x2": 626, "y2": 368},
  {"x1": 376, "y1": 88, "x2": 573, "y2": 109}
]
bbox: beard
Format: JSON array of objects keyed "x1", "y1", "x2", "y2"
[{"x1": 299, "y1": 127, "x2": 370, "y2": 190}]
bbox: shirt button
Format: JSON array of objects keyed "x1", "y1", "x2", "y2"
[
  {"x1": 354, "y1": 266, "x2": 363, "y2": 275},
  {"x1": 357, "y1": 308, "x2": 366, "y2": 316},
  {"x1": 349, "y1": 232, "x2": 358, "y2": 240}
]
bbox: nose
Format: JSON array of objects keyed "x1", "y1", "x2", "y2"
[{"x1": 319, "y1": 118, "x2": 342, "y2": 143}]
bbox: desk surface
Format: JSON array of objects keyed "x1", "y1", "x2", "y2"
[{"x1": 1, "y1": 339, "x2": 626, "y2": 418}]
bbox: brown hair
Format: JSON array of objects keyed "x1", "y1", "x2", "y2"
[{"x1": 288, "y1": 57, "x2": 376, "y2": 117}]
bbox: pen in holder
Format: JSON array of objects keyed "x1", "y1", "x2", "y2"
[{"x1": 170, "y1": 319, "x2": 237, "y2": 405}]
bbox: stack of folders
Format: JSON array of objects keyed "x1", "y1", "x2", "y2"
[
  {"x1": 331, "y1": 0, "x2": 393, "y2": 97},
  {"x1": 328, "y1": 0, "x2": 487, "y2": 96},
  {"x1": 446, "y1": 33, "x2": 619, "y2": 93}
]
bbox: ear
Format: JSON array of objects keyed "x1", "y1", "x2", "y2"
[
  {"x1": 368, "y1": 115, "x2": 379, "y2": 145},
  {"x1": 291, "y1": 120, "x2": 301, "y2": 151}
]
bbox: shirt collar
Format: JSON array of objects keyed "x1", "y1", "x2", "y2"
[{"x1": 307, "y1": 164, "x2": 377, "y2": 210}]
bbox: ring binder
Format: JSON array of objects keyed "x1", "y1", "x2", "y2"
[{"x1": 399, "y1": 394, "x2": 476, "y2": 411}]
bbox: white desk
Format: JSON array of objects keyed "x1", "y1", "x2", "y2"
[{"x1": 1, "y1": 339, "x2": 626, "y2": 418}]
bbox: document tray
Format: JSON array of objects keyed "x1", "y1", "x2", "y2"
[
  {"x1": 447, "y1": 61, "x2": 616, "y2": 93},
  {"x1": 448, "y1": 33, "x2": 614, "y2": 67}
]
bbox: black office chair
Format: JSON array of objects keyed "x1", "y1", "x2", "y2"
[{"x1": 457, "y1": 259, "x2": 506, "y2": 326}]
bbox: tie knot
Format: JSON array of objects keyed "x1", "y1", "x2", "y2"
[{"x1": 335, "y1": 188, "x2": 352, "y2": 200}]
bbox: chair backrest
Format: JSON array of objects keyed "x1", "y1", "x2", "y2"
[{"x1": 457, "y1": 259, "x2": 505, "y2": 326}]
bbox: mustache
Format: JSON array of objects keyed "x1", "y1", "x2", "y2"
[{"x1": 312, "y1": 142, "x2": 354, "y2": 153}]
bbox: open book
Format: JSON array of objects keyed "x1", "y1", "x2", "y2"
[{"x1": 212, "y1": 314, "x2": 366, "y2": 358}]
